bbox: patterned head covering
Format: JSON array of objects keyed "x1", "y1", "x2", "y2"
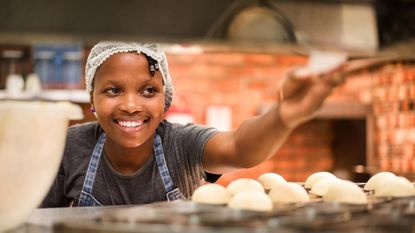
[{"x1": 85, "y1": 41, "x2": 174, "y2": 112}]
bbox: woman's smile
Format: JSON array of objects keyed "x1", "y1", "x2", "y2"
[
  {"x1": 113, "y1": 118, "x2": 148, "y2": 133},
  {"x1": 116, "y1": 120, "x2": 145, "y2": 128}
]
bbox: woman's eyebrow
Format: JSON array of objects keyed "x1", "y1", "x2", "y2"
[
  {"x1": 100, "y1": 76, "x2": 160, "y2": 87},
  {"x1": 100, "y1": 79, "x2": 120, "y2": 85}
]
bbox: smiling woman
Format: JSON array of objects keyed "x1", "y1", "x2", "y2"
[
  {"x1": 40, "y1": 41, "x2": 347, "y2": 208},
  {"x1": 40, "y1": 42, "x2": 221, "y2": 207}
]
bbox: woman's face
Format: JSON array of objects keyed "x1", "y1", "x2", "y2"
[{"x1": 91, "y1": 52, "x2": 165, "y2": 149}]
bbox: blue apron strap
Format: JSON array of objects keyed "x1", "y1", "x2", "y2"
[
  {"x1": 78, "y1": 133, "x2": 106, "y2": 206},
  {"x1": 153, "y1": 133, "x2": 185, "y2": 201}
]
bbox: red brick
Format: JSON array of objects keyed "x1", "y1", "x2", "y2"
[
  {"x1": 166, "y1": 54, "x2": 198, "y2": 65},
  {"x1": 211, "y1": 78, "x2": 244, "y2": 92},
  {"x1": 275, "y1": 55, "x2": 308, "y2": 66},
  {"x1": 204, "y1": 53, "x2": 246, "y2": 66},
  {"x1": 228, "y1": 66, "x2": 263, "y2": 79},
  {"x1": 244, "y1": 54, "x2": 277, "y2": 66},
  {"x1": 258, "y1": 67, "x2": 288, "y2": 79},
  {"x1": 190, "y1": 65, "x2": 227, "y2": 78},
  {"x1": 169, "y1": 64, "x2": 195, "y2": 78},
  {"x1": 247, "y1": 80, "x2": 272, "y2": 90}
]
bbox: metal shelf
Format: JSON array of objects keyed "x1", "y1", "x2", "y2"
[{"x1": 0, "y1": 89, "x2": 89, "y2": 103}]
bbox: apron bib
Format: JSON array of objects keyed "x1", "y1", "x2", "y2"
[{"x1": 78, "y1": 133, "x2": 185, "y2": 206}]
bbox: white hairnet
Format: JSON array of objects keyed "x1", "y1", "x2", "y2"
[{"x1": 85, "y1": 41, "x2": 174, "y2": 112}]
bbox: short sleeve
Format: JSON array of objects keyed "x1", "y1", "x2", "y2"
[{"x1": 39, "y1": 164, "x2": 70, "y2": 208}]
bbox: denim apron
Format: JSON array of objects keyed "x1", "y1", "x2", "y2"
[{"x1": 78, "y1": 133, "x2": 185, "y2": 206}]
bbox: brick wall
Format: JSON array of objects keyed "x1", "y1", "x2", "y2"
[
  {"x1": 86, "y1": 50, "x2": 413, "y2": 182},
  {"x1": 167, "y1": 52, "x2": 415, "y2": 183},
  {"x1": 372, "y1": 63, "x2": 415, "y2": 176},
  {"x1": 166, "y1": 51, "x2": 366, "y2": 184},
  {"x1": 167, "y1": 52, "x2": 307, "y2": 128}
]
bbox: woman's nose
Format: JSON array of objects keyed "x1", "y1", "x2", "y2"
[{"x1": 119, "y1": 93, "x2": 142, "y2": 113}]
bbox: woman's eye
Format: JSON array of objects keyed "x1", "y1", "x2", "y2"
[
  {"x1": 105, "y1": 87, "x2": 121, "y2": 95},
  {"x1": 142, "y1": 87, "x2": 156, "y2": 97}
]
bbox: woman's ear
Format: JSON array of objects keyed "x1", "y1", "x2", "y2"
[{"x1": 89, "y1": 92, "x2": 97, "y2": 117}]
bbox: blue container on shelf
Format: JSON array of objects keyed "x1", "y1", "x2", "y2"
[
  {"x1": 33, "y1": 43, "x2": 83, "y2": 89},
  {"x1": 33, "y1": 49, "x2": 55, "y2": 89},
  {"x1": 62, "y1": 50, "x2": 83, "y2": 89}
]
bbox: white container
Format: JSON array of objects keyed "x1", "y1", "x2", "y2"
[
  {"x1": 0, "y1": 100, "x2": 83, "y2": 232},
  {"x1": 25, "y1": 73, "x2": 42, "y2": 94},
  {"x1": 5, "y1": 74, "x2": 25, "y2": 96}
]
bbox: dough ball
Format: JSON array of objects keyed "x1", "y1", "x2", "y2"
[
  {"x1": 323, "y1": 180, "x2": 367, "y2": 204},
  {"x1": 310, "y1": 177, "x2": 338, "y2": 196},
  {"x1": 191, "y1": 184, "x2": 231, "y2": 205},
  {"x1": 363, "y1": 171, "x2": 396, "y2": 191},
  {"x1": 268, "y1": 182, "x2": 309, "y2": 204},
  {"x1": 375, "y1": 176, "x2": 415, "y2": 198},
  {"x1": 226, "y1": 178, "x2": 264, "y2": 196},
  {"x1": 304, "y1": 172, "x2": 336, "y2": 189},
  {"x1": 257, "y1": 173, "x2": 286, "y2": 190},
  {"x1": 228, "y1": 190, "x2": 273, "y2": 212}
]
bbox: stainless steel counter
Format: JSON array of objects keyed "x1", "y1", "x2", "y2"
[
  {"x1": 8, "y1": 198, "x2": 415, "y2": 233},
  {"x1": 9, "y1": 206, "x2": 112, "y2": 233}
]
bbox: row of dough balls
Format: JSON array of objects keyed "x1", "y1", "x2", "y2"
[
  {"x1": 192, "y1": 173, "x2": 297, "y2": 212},
  {"x1": 308, "y1": 171, "x2": 415, "y2": 203},
  {"x1": 191, "y1": 171, "x2": 415, "y2": 212},
  {"x1": 306, "y1": 171, "x2": 415, "y2": 199},
  {"x1": 363, "y1": 171, "x2": 415, "y2": 197},
  {"x1": 305, "y1": 172, "x2": 367, "y2": 204}
]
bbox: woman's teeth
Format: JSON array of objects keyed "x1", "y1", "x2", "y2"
[{"x1": 117, "y1": 121, "x2": 144, "y2": 128}]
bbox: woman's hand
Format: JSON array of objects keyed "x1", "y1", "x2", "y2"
[{"x1": 279, "y1": 51, "x2": 348, "y2": 129}]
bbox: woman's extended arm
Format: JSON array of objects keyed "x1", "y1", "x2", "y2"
[{"x1": 203, "y1": 54, "x2": 346, "y2": 174}]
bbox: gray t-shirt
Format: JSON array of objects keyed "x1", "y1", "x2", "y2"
[{"x1": 41, "y1": 120, "x2": 219, "y2": 207}]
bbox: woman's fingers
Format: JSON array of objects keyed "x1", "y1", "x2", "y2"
[
  {"x1": 278, "y1": 51, "x2": 350, "y2": 128},
  {"x1": 319, "y1": 64, "x2": 347, "y2": 87},
  {"x1": 281, "y1": 63, "x2": 344, "y2": 101},
  {"x1": 281, "y1": 67, "x2": 312, "y2": 100}
]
